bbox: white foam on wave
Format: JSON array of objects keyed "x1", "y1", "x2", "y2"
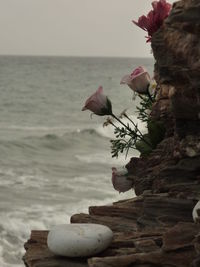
[
  {"x1": 75, "y1": 152, "x2": 130, "y2": 166},
  {"x1": 0, "y1": 257, "x2": 22, "y2": 267},
  {"x1": 0, "y1": 168, "x2": 48, "y2": 189},
  {"x1": 0, "y1": 206, "x2": 69, "y2": 267},
  {"x1": 0, "y1": 202, "x2": 82, "y2": 267},
  {"x1": 96, "y1": 124, "x2": 115, "y2": 139},
  {"x1": 75, "y1": 120, "x2": 141, "y2": 166},
  {"x1": 0, "y1": 125, "x2": 71, "y2": 132},
  {"x1": 0, "y1": 115, "x2": 143, "y2": 267},
  {"x1": 0, "y1": 190, "x2": 135, "y2": 267}
]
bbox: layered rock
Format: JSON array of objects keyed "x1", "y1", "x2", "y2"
[
  {"x1": 23, "y1": 0, "x2": 200, "y2": 266},
  {"x1": 24, "y1": 194, "x2": 199, "y2": 267},
  {"x1": 126, "y1": 0, "x2": 200, "y2": 199}
]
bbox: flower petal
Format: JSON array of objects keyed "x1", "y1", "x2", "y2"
[
  {"x1": 133, "y1": 0, "x2": 172, "y2": 42},
  {"x1": 112, "y1": 167, "x2": 133, "y2": 193},
  {"x1": 120, "y1": 75, "x2": 132, "y2": 85},
  {"x1": 82, "y1": 87, "x2": 112, "y2": 116}
]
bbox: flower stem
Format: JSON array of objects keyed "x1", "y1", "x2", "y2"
[
  {"x1": 110, "y1": 121, "x2": 118, "y2": 129},
  {"x1": 111, "y1": 113, "x2": 138, "y2": 138},
  {"x1": 123, "y1": 114, "x2": 144, "y2": 139},
  {"x1": 111, "y1": 113, "x2": 152, "y2": 148},
  {"x1": 147, "y1": 84, "x2": 153, "y2": 102}
]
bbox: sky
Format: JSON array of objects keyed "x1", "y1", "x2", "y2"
[{"x1": 0, "y1": 0, "x2": 174, "y2": 58}]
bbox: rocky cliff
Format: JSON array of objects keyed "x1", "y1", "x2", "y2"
[{"x1": 23, "y1": 0, "x2": 200, "y2": 266}]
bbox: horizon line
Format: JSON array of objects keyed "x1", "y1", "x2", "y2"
[{"x1": 0, "y1": 54, "x2": 153, "y2": 60}]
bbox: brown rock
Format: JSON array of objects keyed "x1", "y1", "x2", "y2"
[{"x1": 162, "y1": 222, "x2": 200, "y2": 251}]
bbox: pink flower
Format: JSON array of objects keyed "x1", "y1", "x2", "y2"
[
  {"x1": 120, "y1": 66, "x2": 151, "y2": 94},
  {"x1": 133, "y1": 0, "x2": 172, "y2": 42},
  {"x1": 82, "y1": 86, "x2": 112, "y2": 116},
  {"x1": 112, "y1": 167, "x2": 133, "y2": 193}
]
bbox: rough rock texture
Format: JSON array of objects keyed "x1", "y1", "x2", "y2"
[
  {"x1": 23, "y1": 195, "x2": 200, "y2": 267},
  {"x1": 23, "y1": 0, "x2": 200, "y2": 266}
]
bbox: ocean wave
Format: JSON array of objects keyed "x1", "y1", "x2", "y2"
[
  {"x1": 0, "y1": 125, "x2": 71, "y2": 132},
  {"x1": 0, "y1": 127, "x2": 109, "y2": 155},
  {"x1": 0, "y1": 118, "x2": 144, "y2": 163},
  {"x1": 0, "y1": 190, "x2": 135, "y2": 267},
  {"x1": 67, "y1": 128, "x2": 107, "y2": 138},
  {"x1": 0, "y1": 124, "x2": 111, "y2": 140},
  {"x1": 75, "y1": 152, "x2": 130, "y2": 166}
]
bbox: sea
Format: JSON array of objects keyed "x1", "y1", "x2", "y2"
[{"x1": 0, "y1": 55, "x2": 153, "y2": 267}]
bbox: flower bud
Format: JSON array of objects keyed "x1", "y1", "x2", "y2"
[
  {"x1": 120, "y1": 66, "x2": 151, "y2": 94},
  {"x1": 82, "y1": 86, "x2": 112, "y2": 116},
  {"x1": 112, "y1": 167, "x2": 133, "y2": 193}
]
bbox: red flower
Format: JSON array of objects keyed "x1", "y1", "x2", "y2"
[{"x1": 133, "y1": 0, "x2": 172, "y2": 42}]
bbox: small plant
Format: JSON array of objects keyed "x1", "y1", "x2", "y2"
[
  {"x1": 109, "y1": 108, "x2": 153, "y2": 158},
  {"x1": 81, "y1": 0, "x2": 171, "y2": 193},
  {"x1": 82, "y1": 67, "x2": 165, "y2": 159},
  {"x1": 109, "y1": 94, "x2": 165, "y2": 158}
]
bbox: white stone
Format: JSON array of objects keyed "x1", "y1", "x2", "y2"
[
  {"x1": 186, "y1": 147, "x2": 197, "y2": 157},
  {"x1": 192, "y1": 200, "x2": 200, "y2": 222},
  {"x1": 47, "y1": 224, "x2": 113, "y2": 257}
]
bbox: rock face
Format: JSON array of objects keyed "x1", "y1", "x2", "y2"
[
  {"x1": 23, "y1": 0, "x2": 200, "y2": 266},
  {"x1": 126, "y1": 0, "x2": 200, "y2": 199}
]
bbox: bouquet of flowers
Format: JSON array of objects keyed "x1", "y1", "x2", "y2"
[{"x1": 82, "y1": 0, "x2": 171, "y2": 193}]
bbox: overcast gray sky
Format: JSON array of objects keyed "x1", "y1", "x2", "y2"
[{"x1": 0, "y1": 0, "x2": 174, "y2": 57}]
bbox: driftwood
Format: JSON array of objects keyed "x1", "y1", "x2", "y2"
[{"x1": 23, "y1": 0, "x2": 200, "y2": 266}]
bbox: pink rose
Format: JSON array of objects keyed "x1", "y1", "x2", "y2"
[
  {"x1": 120, "y1": 66, "x2": 151, "y2": 94},
  {"x1": 112, "y1": 167, "x2": 133, "y2": 193},
  {"x1": 132, "y1": 0, "x2": 172, "y2": 42},
  {"x1": 82, "y1": 86, "x2": 112, "y2": 116}
]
